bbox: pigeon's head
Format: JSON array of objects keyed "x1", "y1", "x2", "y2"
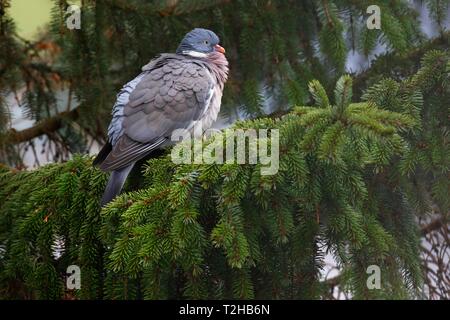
[{"x1": 176, "y1": 28, "x2": 225, "y2": 57}]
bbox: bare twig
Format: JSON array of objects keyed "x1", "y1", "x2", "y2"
[{"x1": 1, "y1": 108, "x2": 79, "y2": 145}]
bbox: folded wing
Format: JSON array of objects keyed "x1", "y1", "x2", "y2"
[{"x1": 99, "y1": 56, "x2": 215, "y2": 171}]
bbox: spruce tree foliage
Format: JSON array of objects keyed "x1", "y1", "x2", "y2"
[
  {"x1": 2, "y1": 49, "x2": 448, "y2": 298},
  {"x1": 0, "y1": 0, "x2": 449, "y2": 299}
]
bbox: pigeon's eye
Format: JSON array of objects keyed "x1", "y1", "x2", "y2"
[{"x1": 203, "y1": 40, "x2": 209, "y2": 45}]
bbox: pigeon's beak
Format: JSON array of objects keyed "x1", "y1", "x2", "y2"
[{"x1": 214, "y1": 44, "x2": 226, "y2": 54}]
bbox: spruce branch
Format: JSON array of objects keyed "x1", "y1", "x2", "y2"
[{"x1": 421, "y1": 217, "x2": 448, "y2": 236}]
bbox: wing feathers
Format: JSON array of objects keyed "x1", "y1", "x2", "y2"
[
  {"x1": 100, "y1": 135, "x2": 166, "y2": 171},
  {"x1": 101, "y1": 54, "x2": 219, "y2": 172}
]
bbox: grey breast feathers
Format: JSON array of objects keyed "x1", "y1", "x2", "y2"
[{"x1": 100, "y1": 54, "x2": 219, "y2": 172}]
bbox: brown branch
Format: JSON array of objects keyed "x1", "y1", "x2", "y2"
[
  {"x1": 2, "y1": 108, "x2": 79, "y2": 145},
  {"x1": 321, "y1": 0, "x2": 335, "y2": 27},
  {"x1": 324, "y1": 274, "x2": 341, "y2": 287},
  {"x1": 421, "y1": 217, "x2": 448, "y2": 236}
]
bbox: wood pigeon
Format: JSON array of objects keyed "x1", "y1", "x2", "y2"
[{"x1": 93, "y1": 28, "x2": 229, "y2": 206}]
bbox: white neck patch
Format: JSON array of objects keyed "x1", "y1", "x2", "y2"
[{"x1": 182, "y1": 50, "x2": 208, "y2": 58}]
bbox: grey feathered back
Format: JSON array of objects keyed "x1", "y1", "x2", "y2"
[
  {"x1": 107, "y1": 72, "x2": 147, "y2": 146},
  {"x1": 99, "y1": 52, "x2": 228, "y2": 172},
  {"x1": 93, "y1": 29, "x2": 228, "y2": 207}
]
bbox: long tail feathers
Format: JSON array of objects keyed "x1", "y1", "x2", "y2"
[
  {"x1": 93, "y1": 141, "x2": 112, "y2": 166},
  {"x1": 100, "y1": 163, "x2": 135, "y2": 207}
]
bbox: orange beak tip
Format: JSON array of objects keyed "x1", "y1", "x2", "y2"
[{"x1": 215, "y1": 44, "x2": 226, "y2": 54}]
